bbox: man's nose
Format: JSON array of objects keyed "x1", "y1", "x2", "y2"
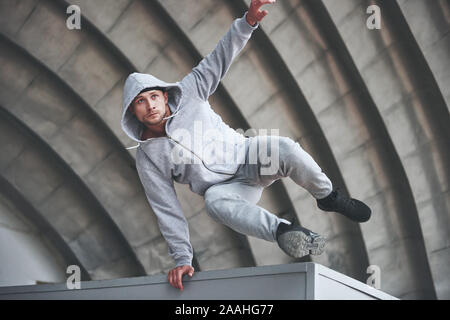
[{"x1": 146, "y1": 98, "x2": 156, "y2": 110}]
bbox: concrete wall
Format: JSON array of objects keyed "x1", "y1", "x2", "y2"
[
  {"x1": 0, "y1": 191, "x2": 66, "y2": 286},
  {"x1": 0, "y1": 0, "x2": 448, "y2": 299}
]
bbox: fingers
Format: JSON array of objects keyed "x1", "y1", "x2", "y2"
[
  {"x1": 248, "y1": 0, "x2": 275, "y2": 24},
  {"x1": 168, "y1": 266, "x2": 195, "y2": 291},
  {"x1": 253, "y1": 0, "x2": 276, "y2": 10},
  {"x1": 262, "y1": 0, "x2": 276, "y2": 5},
  {"x1": 177, "y1": 268, "x2": 184, "y2": 291},
  {"x1": 168, "y1": 270, "x2": 174, "y2": 289},
  {"x1": 260, "y1": 10, "x2": 269, "y2": 19},
  {"x1": 172, "y1": 268, "x2": 182, "y2": 290},
  {"x1": 168, "y1": 269, "x2": 180, "y2": 290}
]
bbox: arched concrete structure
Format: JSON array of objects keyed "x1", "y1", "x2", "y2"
[
  {"x1": 322, "y1": 0, "x2": 449, "y2": 299},
  {"x1": 0, "y1": 175, "x2": 85, "y2": 285},
  {"x1": 0, "y1": 107, "x2": 143, "y2": 279},
  {"x1": 0, "y1": 0, "x2": 448, "y2": 299}
]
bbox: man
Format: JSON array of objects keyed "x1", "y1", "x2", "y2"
[{"x1": 121, "y1": 0, "x2": 371, "y2": 291}]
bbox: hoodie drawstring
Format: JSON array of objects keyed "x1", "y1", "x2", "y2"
[
  {"x1": 162, "y1": 113, "x2": 177, "y2": 120},
  {"x1": 126, "y1": 143, "x2": 141, "y2": 150},
  {"x1": 125, "y1": 111, "x2": 178, "y2": 150},
  {"x1": 125, "y1": 109, "x2": 178, "y2": 150}
]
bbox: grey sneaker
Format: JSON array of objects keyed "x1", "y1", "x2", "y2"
[{"x1": 276, "y1": 222, "x2": 326, "y2": 258}]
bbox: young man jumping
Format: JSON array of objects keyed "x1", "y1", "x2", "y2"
[{"x1": 121, "y1": 0, "x2": 371, "y2": 291}]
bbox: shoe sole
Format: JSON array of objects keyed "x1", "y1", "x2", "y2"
[{"x1": 278, "y1": 230, "x2": 326, "y2": 258}]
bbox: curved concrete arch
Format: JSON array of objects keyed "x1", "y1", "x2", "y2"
[
  {"x1": 0, "y1": 0, "x2": 127, "y2": 141},
  {"x1": 156, "y1": 0, "x2": 369, "y2": 278},
  {"x1": 0, "y1": 0, "x2": 181, "y2": 275},
  {"x1": 1, "y1": 0, "x2": 446, "y2": 298},
  {"x1": 242, "y1": 0, "x2": 434, "y2": 299},
  {"x1": 322, "y1": 0, "x2": 449, "y2": 299},
  {"x1": 397, "y1": 0, "x2": 450, "y2": 112},
  {"x1": 0, "y1": 106, "x2": 143, "y2": 280},
  {"x1": 0, "y1": 175, "x2": 91, "y2": 283},
  {"x1": 0, "y1": 0, "x2": 253, "y2": 271},
  {"x1": 0, "y1": 34, "x2": 183, "y2": 275}
]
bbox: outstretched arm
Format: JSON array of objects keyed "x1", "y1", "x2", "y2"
[
  {"x1": 180, "y1": 0, "x2": 276, "y2": 101},
  {"x1": 135, "y1": 150, "x2": 193, "y2": 269}
]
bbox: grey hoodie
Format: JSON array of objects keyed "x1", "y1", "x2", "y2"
[{"x1": 121, "y1": 12, "x2": 258, "y2": 267}]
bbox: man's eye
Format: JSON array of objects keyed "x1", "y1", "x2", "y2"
[{"x1": 138, "y1": 99, "x2": 144, "y2": 103}]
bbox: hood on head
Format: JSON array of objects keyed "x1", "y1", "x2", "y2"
[{"x1": 121, "y1": 72, "x2": 183, "y2": 143}]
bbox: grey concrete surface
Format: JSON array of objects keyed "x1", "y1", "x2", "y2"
[
  {"x1": 0, "y1": 0, "x2": 448, "y2": 299},
  {"x1": 397, "y1": 0, "x2": 450, "y2": 112},
  {"x1": 0, "y1": 186, "x2": 67, "y2": 286},
  {"x1": 0, "y1": 262, "x2": 398, "y2": 300},
  {"x1": 0, "y1": 109, "x2": 142, "y2": 280},
  {"x1": 0, "y1": 36, "x2": 165, "y2": 276},
  {"x1": 277, "y1": 0, "x2": 435, "y2": 299},
  {"x1": 322, "y1": 0, "x2": 449, "y2": 299}
]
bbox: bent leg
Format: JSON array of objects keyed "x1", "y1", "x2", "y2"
[
  {"x1": 249, "y1": 136, "x2": 333, "y2": 199},
  {"x1": 204, "y1": 181, "x2": 290, "y2": 242},
  {"x1": 248, "y1": 136, "x2": 371, "y2": 223}
]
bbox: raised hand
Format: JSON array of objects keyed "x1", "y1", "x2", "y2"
[{"x1": 246, "y1": 0, "x2": 276, "y2": 26}]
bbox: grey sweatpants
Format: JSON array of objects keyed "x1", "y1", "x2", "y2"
[{"x1": 204, "y1": 135, "x2": 333, "y2": 242}]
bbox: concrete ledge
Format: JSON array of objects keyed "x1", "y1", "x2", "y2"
[{"x1": 0, "y1": 263, "x2": 398, "y2": 300}]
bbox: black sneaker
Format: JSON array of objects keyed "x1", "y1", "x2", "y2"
[
  {"x1": 276, "y1": 222, "x2": 326, "y2": 258},
  {"x1": 317, "y1": 189, "x2": 371, "y2": 223}
]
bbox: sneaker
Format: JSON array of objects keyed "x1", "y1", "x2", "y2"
[
  {"x1": 276, "y1": 222, "x2": 326, "y2": 258},
  {"x1": 317, "y1": 189, "x2": 371, "y2": 223}
]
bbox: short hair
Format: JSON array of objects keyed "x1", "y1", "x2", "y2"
[{"x1": 139, "y1": 86, "x2": 166, "y2": 94}]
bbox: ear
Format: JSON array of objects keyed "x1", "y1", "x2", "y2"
[{"x1": 164, "y1": 91, "x2": 169, "y2": 104}]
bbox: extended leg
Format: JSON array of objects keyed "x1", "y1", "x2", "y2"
[{"x1": 249, "y1": 135, "x2": 370, "y2": 222}]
